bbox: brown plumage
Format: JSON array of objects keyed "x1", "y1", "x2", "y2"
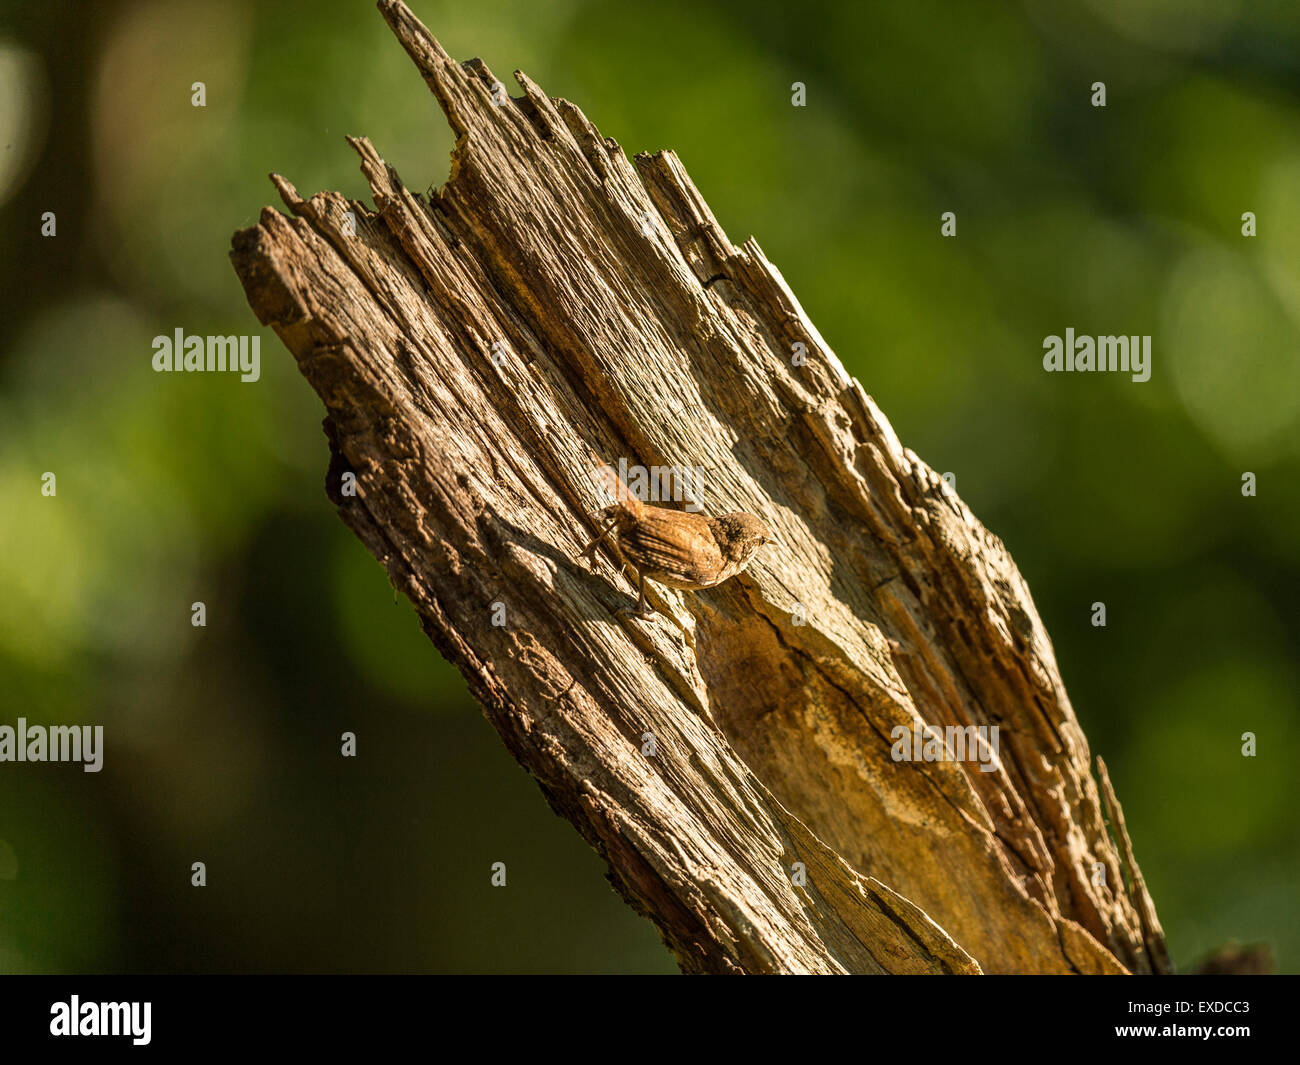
[{"x1": 578, "y1": 493, "x2": 774, "y2": 617}]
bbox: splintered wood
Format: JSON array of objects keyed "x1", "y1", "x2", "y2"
[{"x1": 229, "y1": 0, "x2": 1168, "y2": 974}]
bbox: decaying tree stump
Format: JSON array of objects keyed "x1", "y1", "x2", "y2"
[{"x1": 229, "y1": 0, "x2": 1170, "y2": 974}]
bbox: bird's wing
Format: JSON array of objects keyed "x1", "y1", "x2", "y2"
[{"x1": 620, "y1": 508, "x2": 724, "y2": 586}]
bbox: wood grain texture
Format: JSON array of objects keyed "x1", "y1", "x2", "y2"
[{"x1": 228, "y1": 0, "x2": 1169, "y2": 975}]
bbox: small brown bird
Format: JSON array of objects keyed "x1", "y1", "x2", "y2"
[{"x1": 578, "y1": 492, "x2": 775, "y2": 617}]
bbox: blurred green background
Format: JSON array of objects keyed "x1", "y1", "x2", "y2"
[{"x1": 1, "y1": 0, "x2": 1297, "y2": 974}]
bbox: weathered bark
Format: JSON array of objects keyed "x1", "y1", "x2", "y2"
[{"x1": 229, "y1": 0, "x2": 1169, "y2": 974}]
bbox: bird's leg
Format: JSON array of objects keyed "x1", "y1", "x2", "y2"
[
  {"x1": 627, "y1": 572, "x2": 656, "y2": 618},
  {"x1": 577, "y1": 516, "x2": 617, "y2": 565},
  {"x1": 617, "y1": 573, "x2": 656, "y2": 618}
]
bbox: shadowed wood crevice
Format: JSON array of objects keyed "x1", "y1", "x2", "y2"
[{"x1": 229, "y1": 0, "x2": 1168, "y2": 975}]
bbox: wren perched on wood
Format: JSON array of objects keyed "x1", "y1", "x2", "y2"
[{"x1": 577, "y1": 490, "x2": 774, "y2": 617}]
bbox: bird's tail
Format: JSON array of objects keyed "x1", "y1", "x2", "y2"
[{"x1": 593, "y1": 459, "x2": 644, "y2": 520}]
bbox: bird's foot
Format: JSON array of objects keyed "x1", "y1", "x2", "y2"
[{"x1": 618, "y1": 602, "x2": 657, "y2": 619}]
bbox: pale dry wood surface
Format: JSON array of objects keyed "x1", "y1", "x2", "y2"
[{"x1": 229, "y1": 0, "x2": 1169, "y2": 975}]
